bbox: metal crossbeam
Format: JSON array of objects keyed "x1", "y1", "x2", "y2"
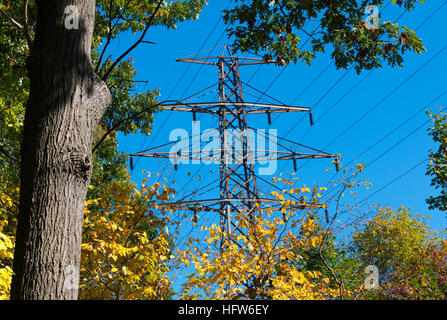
[
  {"x1": 160, "y1": 198, "x2": 325, "y2": 213},
  {"x1": 131, "y1": 150, "x2": 334, "y2": 162},
  {"x1": 160, "y1": 102, "x2": 311, "y2": 114}
]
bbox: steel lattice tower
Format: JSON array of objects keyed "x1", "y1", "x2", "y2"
[{"x1": 131, "y1": 45, "x2": 338, "y2": 240}]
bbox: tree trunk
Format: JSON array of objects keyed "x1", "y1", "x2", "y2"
[{"x1": 11, "y1": 0, "x2": 110, "y2": 299}]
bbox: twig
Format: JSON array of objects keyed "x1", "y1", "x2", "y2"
[
  {"x1": 95, "y1": 0, "x2": 116, "y2": 73},
  {"x1": 0, "y1": 6, "x2": 24, "y2": 31},
  {"x1": 0, "y1": 139, "x2": 18, "y2": 164},
  {"x1": 101, "y1": 0, "x2": 163, "y2": 80},
  {"x1": 0, "y1": 5, "x2": 32, "y2": 49},
  {"x1": 96, "y1": 0, "x2": 136, "y2": 73},
  {"x1": 23, "y1": 0, "x2": 32, "y2": 49},
  {"x1": 318, "y1": 185, "x2": 348, "y2": 299},
  {"x1": 353, "y1": 284, "x2": 365, "y2": 300}
]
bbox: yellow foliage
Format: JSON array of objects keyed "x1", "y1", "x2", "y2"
[
  {"x1": 0, "y1": 190, "x2": 17, "y2": 300},
  {"x1": 80, "y1": 178, "x2": 176, "y2": 300},
  {"x1": 178, "y1": 193, "x2": 338, "y2": 299}
]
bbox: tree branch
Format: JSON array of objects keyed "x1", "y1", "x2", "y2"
[
  {"x1": 101, "y1": 0, "x2": 163, "y2": 80},
  {"x1": 96, "y1": 0, "x2": 138, "y2": 73},
  {"x1": 0, "y1": 139, "x2": 18, "y2": 164},
  {"x1": 23, "y1": 0, "x2": 33, "y2": 49},
  {"x1": 0, "y1": 6, "x2": 24, "y2": 30},
  {"x1": 95, "y1": 0, "x2": 116, "y2": 74},
  {"x1": 318, "y1": 185, "x2": 348, "y2": 300},
  {"x1": 0, "y1": 5, "x2": 32, "y2": 49},
  {"x1": 92, "y1": 99, "x2": 178, "y2": 153}
]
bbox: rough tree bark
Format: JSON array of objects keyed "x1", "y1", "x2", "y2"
[{"x1": 11, "y1": 0, "x2": 111, "y2": 299}]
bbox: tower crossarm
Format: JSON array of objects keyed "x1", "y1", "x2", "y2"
[
  {"x1": 156, "y1": 198, "x2": 325, "y2": 213},
  {"x1": 160, "y1": 102, "x2": 311, "y2": 114},
  {"x1": 129, "y1": 150, "x2": 336, "y2": 162},
  {"x1": 176, "y1": 56, "x2": 277, "y2": 66}
]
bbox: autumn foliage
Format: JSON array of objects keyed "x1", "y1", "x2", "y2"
[
  {"x1": 80, "y1": 177, "x2": 175, "y2": 300},
  {"x1": 179, "y1": 209, "x2": 337, "y2": 300}
]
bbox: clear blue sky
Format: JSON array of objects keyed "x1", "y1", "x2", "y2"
[{"x1": 116, "y1": 0, "x2": 447, "y2": 241}]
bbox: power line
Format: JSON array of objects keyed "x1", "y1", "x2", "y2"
[
  {"x1": 355, "y1": 157, "x2": 429, "y2": 207},
  {"x1": 286, "y1": 65, "x2": 354, "y2": 138},
  {"x1": 290, "y1": 61, "x2": 333, "y2": 105},
  {"x1": 270, "y1": 3, "x2": 446, "y2": 195},
  {"x1": 251, "y1": 31, "x2": 315, "y2": 107},
  {"x1": 292, "y1": 43, "x2": 447, "y2": 176},
  {"x1": 273, "y1": 15, "x2": 411, "y2": 177},
  {"x1": 325, "y1": 157, "x2": 429, "y2": 234},
  {"x1": 322, "y1": 44, "x2": 447, "y2": 151},
  {"x1": 299, "y1": 0, "x2": 447, "y2": 145},
  {"x1": 320, "y1": 92, "x2": 447, "y2": 201},
  {"x1": 346, "y1": 90, "x2": 447, "y2": 170}
]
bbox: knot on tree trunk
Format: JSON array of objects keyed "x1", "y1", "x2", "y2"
[
  {"x1": 70, "y1": 152, "x2": 91, "y2": 172},
  {"x1": 69, "y1": 152, "x2": 92, "y2": 182},
  {"x1": 49, "y1": 150, "x2": 92, "y2": 181}
]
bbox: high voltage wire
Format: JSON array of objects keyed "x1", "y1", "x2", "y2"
[
  {"x1": 253, "y1": 35, "x2": 314, "y2": 106},
  {"x1": 273, "y1": 8, "x2": 410, "y2": 178},
  {"x1": 288, "y1": 45, "x2": 447, "y2": 176},
  {"x1": 319, "y1": 91, "x2": 447, "y2": 202},
  {"x1": 355, "y1": 156, "x2": 429, "y2": 207},
  {"x1": 322, "y1": 106, "x2": 442, "y2": 228},
  {"x1": 323, "y1": 156, "x2": 429, "y2": 234},
  {"x1": 289, "y1": 42, "x2": 447, "y2": 176},
  {"x1": 234, "y1": 22, "x2": 319, "y2": 114},
  {"x1": 298, "y1": 0, "x2": 447, "y2": 145},
  {"x1": 287, "y1": 5, "x2": 403, "y2": 142},
  {"x1": 269, "y1": 2, "x2": 446, "y2": 196},
  {"x1": 286, "y1": 65, "x2": 355, "y2": 138},
  {"x1": 269, "y1": 2, "x2": 393, "y2": 126},
  {"x1": 322, "y1": 44, "x2": 447, "y2": 151},
  {"x1": 290, "y1": 61, "x2": 334, "y2": 105},
  {"x1": 414, "y1": 0, "x2": 447, "y2": 30},
  {"x1": 344, "y1": 91, "x2": 447, "y2": 170},
  {"x1": 312, "y1": 70, "x2": 373, "y2": 124}
]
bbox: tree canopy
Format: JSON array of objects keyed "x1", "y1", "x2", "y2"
[{"x1": 223, "y1": 0, "x2": 425, "y2": 72}]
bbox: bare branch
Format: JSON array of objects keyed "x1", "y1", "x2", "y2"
[
  {"x1": 0, "y1": 6, "x2": 24, "y2": 30},
  {"x1": 0, "y1": 139, "x2": 18, "y2": 164},
  {"x1": 96, "y1": 0, "x2": 132, "y2": 73},
  {"x1": 23, "y1": 0, "x2": 33, "y2": 49},
  {"x1": 101, "y1": 0, "x2": 164, "y2": 80},
  {"x1": 318, "y1": 184, "x2": 348, "y2": 299},
  {"x1": 0, "y1": 5, "x2": 32, "y2": 49}
]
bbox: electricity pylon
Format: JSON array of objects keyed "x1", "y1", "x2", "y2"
[{"x1": 131, "y1": 45, "x2": 338, "y2": 240}]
